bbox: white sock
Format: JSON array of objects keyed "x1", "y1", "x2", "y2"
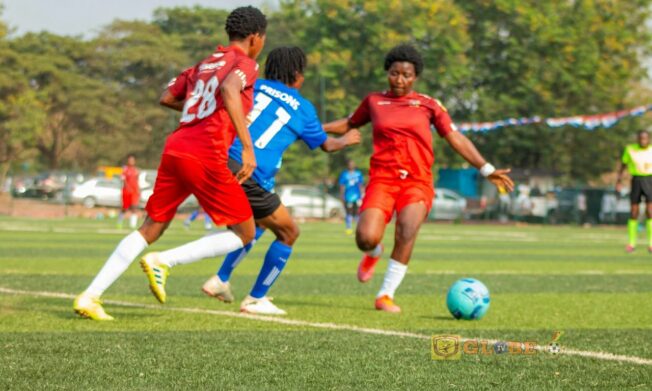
[
  {"x1": 85, "y1": 231, "x2": 148, "y2": 297},
  {"x1": 365, "y1": 244, "x2": 383, "y2": 258},
  {"x1": 129, "y1": 214, "x2": 138, "y2": 229},
  {"x1": 377, "y1": 259, "x2": 408, "y2": 299},
  {"x1": 158, "y1": 230, "x2": 244, "y2": 268}
]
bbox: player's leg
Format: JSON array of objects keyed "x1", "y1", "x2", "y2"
[
  {"x1": 75, "y1": 219, "x2": 171, "y2": 320},
  {"x1": 184, "y1": 209, "x2": 200, "y2": 228},
  {"x1": 203, "y1": 225, "x2": 265, "y2": 302},
  {"x1": 374, "y1": 202, "x2": 428, "y2": 313},
  {"x1": 345, "y1": 202, "x2": 353, "y2": 234},
  {"x1": 374, "y1": 182, "x2": 432, "y2": 313},
  {"x1": 128, "y1": 204, "x2": 139, "y2": 229},
  {"x1": 74, "y1": 154, "x2": 185, "y2": 320},
  {"x1": 240, "y1": 203, "x2": 298, "y2": 315},
  {"x1": 140, "y1": 157, "x2": 255, "y2": 303},
  {"x1": 646, "y1": 201, "x2": 652, "y2": 252},
  {"x1": 355, "y1": 179, "x2": 395, "y2": 283},
  {"x1": 627, "y1": 177, "x2": 642, "y2": 252}
]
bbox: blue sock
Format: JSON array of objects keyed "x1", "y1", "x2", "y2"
[
  {"x1": 189, "y1": 210, "x2": 200, "y2": 222},
  {"x1": 345, "y1": 214, "x2": 352, "y2": 229},
  {"x1": 217, "y1": 227, "x2": 265, "y2": 282},
  {"x1": 250, "y1": 240, "x2": 293, "y2": 299}
]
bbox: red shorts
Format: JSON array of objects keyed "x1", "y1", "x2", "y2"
[
  {"x1": 145, "y1": 153, "x2": 252, "y2": 225},
  {"x1": 122, "y1": 190, "x2": 140, "y2": 210},
  {"x1": 360, "y1": 177, "x2": 434, "y2": 223}
]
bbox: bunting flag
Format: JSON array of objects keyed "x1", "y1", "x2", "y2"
[{"x1": 457, "y1": 104, "x2": 652, "y2": 133}]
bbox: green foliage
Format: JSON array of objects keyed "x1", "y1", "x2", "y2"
[{"x1": 0, "y1": 1, "x2": 650, "y2": 186}]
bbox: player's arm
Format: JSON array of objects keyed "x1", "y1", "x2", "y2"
[
  {"x1": 220, "y1": 72, "x2": 256, "y2": 183},
  {"x1": 323, "y1": 118, "x2": 353, "y2": 135},
  {"x1": 444, "y1": 131, "x2": 514, "y2": 192},
  {"x1": 320, "y1": 129, "x2": 361, "y2": 152},
  {"x1": 159, "y1": 90, "x2": 185, "y2": 112},
  {"x1": 615, "y1": 161, "x2": 627, "y2": 192}
]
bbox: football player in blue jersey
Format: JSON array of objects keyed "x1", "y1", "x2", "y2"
[
  {"x1": 149, "y1": 46, "x2": 360, "y2": 315},
  {"x1": 339, "y1": 160, "x2": 364, "y2": 235}
]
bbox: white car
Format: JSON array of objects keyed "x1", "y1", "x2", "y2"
[
  {"x1": 71, "y1": 178, "x2": 122, "y2": 208},
  {"x1": 277, "y1": 185, "x2": 345, "y2": 219},
  {"x1": 429, "y1": 188, "x2": 467, "y2": 220},
  {"x1": 139, "y1": 187, "x2": 199, "y2": 211}
]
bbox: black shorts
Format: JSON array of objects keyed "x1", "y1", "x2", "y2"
[
  {"x1": 630, "y1": 176, "x2": 652, "y2": 204},
  {"x1": 228, "y1": 159, "x2": 282, "y2": 220},
  {"x1": 345, "y1": 200, "x2": 361, "y2": 215}
]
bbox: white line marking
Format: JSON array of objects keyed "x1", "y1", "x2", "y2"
[{"x1": 1, "y1": 286, "x2": 651, "y2": 366}]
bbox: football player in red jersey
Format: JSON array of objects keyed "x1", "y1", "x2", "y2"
[
  {"x1": 324, "y1": 44, "x2": 514, "y2": 313},
  {"x1": 117, "y1": 154, "x2": 140, "y2": 229},
  {"x1": 74, "y1": 6, "x2": 267, "y2": 320}
]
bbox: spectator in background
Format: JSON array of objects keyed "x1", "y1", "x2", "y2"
[
  {"x1": 338, "y1": 160, "x2": 364, "y2": 235},
  {"x1": 616, "y1": 130, "x2": 652, "y2": 253},
  {"x1": 117, "y1": 154, "x2": 140, "y2": 229}
]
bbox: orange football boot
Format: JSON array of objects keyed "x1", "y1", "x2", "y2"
[{"x1": 375, "y1": 295, "x2": 401, "y2": 313}]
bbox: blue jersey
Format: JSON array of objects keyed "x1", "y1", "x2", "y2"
[
  {"x1": 229, "y1": 79, "x2": 328, "y2": 191},
  {"x1": 339, "y1": 169, "x2": 364, "y2": 202}
]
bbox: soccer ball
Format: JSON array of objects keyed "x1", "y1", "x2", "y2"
[{"x1": 446, "y1": 278, "x2": 490, "y2": 320}]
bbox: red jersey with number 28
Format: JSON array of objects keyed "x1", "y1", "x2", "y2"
[
  {"x1": 164, "y1": 45, "x2": 258, "y2": 165},
  {"x1": 348, "y1": 91, "x2": 457, "y2": 183}
]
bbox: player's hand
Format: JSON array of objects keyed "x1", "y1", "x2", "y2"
[
  {"x1": 488, "y1": 169, "x2": 514, "y2": 192},
  {"x1": 343, "y1": 128, "x2": 362, "y2": 146},
  {"x1": 236, "y1": 147, "x2": 257, "y2": 184}
]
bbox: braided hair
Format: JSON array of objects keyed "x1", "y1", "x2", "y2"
[{"x1": 264, "y1": 46, "x2": 307, "y2": 85}]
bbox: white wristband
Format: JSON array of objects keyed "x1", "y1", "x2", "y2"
[{"x1": 480, "y1": 163, "x2": 496, "y2": 177}]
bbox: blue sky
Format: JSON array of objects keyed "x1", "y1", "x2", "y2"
[{"x1": 2, "y1": 0, "x2": 276, "y2": 37}]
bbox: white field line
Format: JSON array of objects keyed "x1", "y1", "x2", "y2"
[
  {"x1": 1, "y1": 287, "x2": 651, "y2": 366},
  {"x1": 423, "y1": 270, "x2": 652, "y2": 275}
]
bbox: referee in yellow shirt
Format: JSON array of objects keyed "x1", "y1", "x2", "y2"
[{"x1": 616, "y1": 130, "x2": 652, "y2": 253}]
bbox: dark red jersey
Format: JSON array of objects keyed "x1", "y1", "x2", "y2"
[
  {"x1": 164, "y1": 45, "x2": 259, "y2": 165},
  {"x1": 348, "y1": 91, "x2": 456, "y2": 183}
]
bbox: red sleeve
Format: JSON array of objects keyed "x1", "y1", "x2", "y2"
[
  {"x1": 167, "y1": 67, "x2": 193, "y2": 99},
  {"x1": 431, "y1": 98, "x2": 456, "y2": 138},
  {"x1": 348, "y1": 95, "x2": 372, "y2": 128},
  {"x1": 231, "y1": 56, "x2": 259, "y2": 91}
]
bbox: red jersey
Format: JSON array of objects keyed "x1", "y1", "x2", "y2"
[
  {"x1": 348, "y1": 91, "x2": 456, "y2": 183},
  {"x1": 164, "y1": 45, "x2": 259, "y2": 165},
  {"x1": 122, "y1": 165, "x2": 139, "y2": 194}
]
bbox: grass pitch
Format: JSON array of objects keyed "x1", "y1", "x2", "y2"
[{"x1": 1, "y1": 216, "x2": 651, "y2": 389}]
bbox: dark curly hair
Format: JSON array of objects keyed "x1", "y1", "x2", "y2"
[
  {"x1": 265, "y1": 46, "x2": 307, "y2": 85},
  {"x1": 384, "y1": 44, "x2": 424, "y2": 76},
  {"x1": 225, "y1": 6, "x2": 267, "y2": 40}
]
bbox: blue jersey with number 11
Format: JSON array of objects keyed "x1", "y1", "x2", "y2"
[{"x1": 229, "y1": 79, "x2": 328, "y2": 191}]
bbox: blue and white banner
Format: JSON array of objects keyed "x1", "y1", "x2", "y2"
[{"x1": 458, "y1": 105, "x2": 652, "y2": 132}]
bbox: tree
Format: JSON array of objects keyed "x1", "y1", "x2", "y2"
[{"x1": 458, "y1": 0, "x2": 652, "y2": 182}]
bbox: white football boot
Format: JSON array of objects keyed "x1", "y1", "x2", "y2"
[
  {"x1": 240, "y1": 295, "x2": 287, "y2": 315},
  {"x1": 201, "y1": 275, "x2": 234, "y2": 303}
]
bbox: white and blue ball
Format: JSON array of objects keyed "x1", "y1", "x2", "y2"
[{"x1": 446, "y1": 278, "x2": 490, "y2": 320}]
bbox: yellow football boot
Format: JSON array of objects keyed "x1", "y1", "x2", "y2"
[
  {"x1": 140, "y1": 252, "x2": 169, "y2": 303},
  {"x1": 73, "y1": 293, "x2": 114, "y2": 321}
]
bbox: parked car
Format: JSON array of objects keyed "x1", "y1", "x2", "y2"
[
  {"x1": 428, "y1": 188, "x2": 467, "y2": 220},
  {"x1": 277, "y1": 185, "x2": 345, "y2": 219},
  {"x1": 71, "y1": 177, "x2": 122, "y2": 208}
]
